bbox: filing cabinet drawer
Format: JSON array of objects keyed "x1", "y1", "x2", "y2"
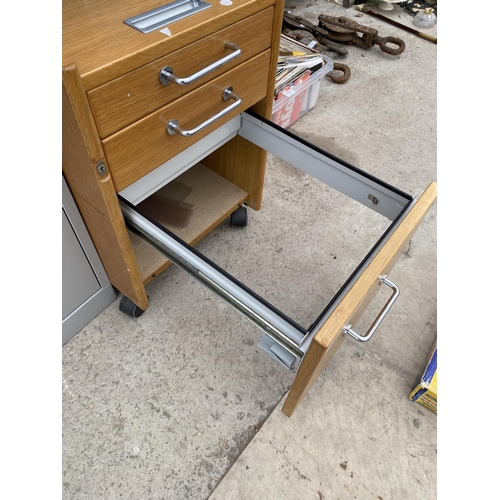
[
  {"x1": 102, "y1": 51, "x2": 271, "y2": 192},
  {"x1": 119, "y1": 111, "x2": 437, "y2": 416},
  {"x1": 88, "y1": 7, "x2": 274, "y2": 138}
]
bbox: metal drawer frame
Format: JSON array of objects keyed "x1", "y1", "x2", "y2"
[{"x1": 119, "y1": 110, "x2": 414, "y2": 371}]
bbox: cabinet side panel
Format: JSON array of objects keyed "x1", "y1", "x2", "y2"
[
  {"x1": 62, "y1": 64, "x2": 148, "y2": 309},
  {"x1": 202, "y1": 135, "x2": 267, "y2": 209},
  {"x1": 251, "y1": 0, "x2": 285, "y2": 120}
]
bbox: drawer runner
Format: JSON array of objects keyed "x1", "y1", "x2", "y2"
[
  {"x1": 120, "y1": 195, "x2": 307, "y2": 369},
  {"x1": 120, "y1": 111, "x2": 414, "y2": 371},
  {"x1": 239, "y1": 111, "x2": 410, "y2": 221}
]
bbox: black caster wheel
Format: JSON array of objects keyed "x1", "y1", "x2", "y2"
[
  {"x1": 119, "y1": 295, "x2": 146, "y2": 318},
  {"x1": 231, "y1": 205, "x2": 248, "y2": 227}
]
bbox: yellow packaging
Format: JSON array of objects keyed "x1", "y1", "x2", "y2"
[{"x1": 409, "y1": 342, "x2": 437, "y2": 414}]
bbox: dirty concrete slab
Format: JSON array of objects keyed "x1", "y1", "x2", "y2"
[
  {"x1": 208, "y1": 210, "x2": 437, "y2": 500},
  {"x1": 206, "y1": 216, "x2": 438, "y2": 500},
  {"x1": 208, "y1": 338, "x2": 437, "y2": 500},
  {"x1": 62, "y1": 280, "x2": 295, "y2": 499},
  {"x1": 62, "y1": 1, "x2": 437, "y2": 499},
  {"x1": 208, "y1": 1, "x2": 438, "y2": 499}
]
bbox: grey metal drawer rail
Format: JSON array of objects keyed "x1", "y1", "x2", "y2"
[{"x1": 119, "y1": 111, "x2": 414, "y2": 371}]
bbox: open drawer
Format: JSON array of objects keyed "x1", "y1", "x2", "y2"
[{"x1": 118, "y1": 110, "x2": 437, "y2": 417}]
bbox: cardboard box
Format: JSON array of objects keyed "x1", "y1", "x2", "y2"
[{"x1": 409, "y1": 342, "x2": 437, "y2": 413}]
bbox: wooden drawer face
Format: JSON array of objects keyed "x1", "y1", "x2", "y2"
[
  {"x1": 103, "y1": 51, "x2": 271, "y2": 192},
  {"x1": 88, "y1": 8, "x2": 274, "y2": 138}
]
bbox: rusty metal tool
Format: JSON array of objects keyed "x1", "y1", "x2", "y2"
[
  {"x1": 326, "y1": 62, "x2": 351, "y2": 84},
  {"x1": 355, "y1": 5, "x2": 437, "y2": 44},
  {"x1": 283, "y1": 11, "x2": 349, "y2": 55},
  {"x1": 282, "y1": 28, "x2": 324, "y2": 52},
  {"x1": 317, "y1": 15, "x2": 405, "y2": 55}
]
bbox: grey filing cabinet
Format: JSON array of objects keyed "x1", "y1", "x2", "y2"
[{"x1": 62, "y1": 176, "x2": 116, "y2": 344}]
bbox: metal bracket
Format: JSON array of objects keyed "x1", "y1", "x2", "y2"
[
  {"x1": 96, "y1": 161, "x2": 107, "y2": 176},
  {"x1": 343, "y1": 274, "x2": 400, "y2": 342},
  {"x1": 167, "y1": 87, "x2": 241, "y2": 137},
  {"x1": 124, "y1": 0, "x2": 212, "y2": 34},
  {"x1": 159, "y1": 42, "x2": 241, "y2": 86},
  {"x1": 119, "y1": 196, "x2": 306, "y2": 369}
]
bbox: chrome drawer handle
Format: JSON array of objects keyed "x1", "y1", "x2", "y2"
[
  {"x1": 343, "y1": 274, "x2": 400, "y2": 342},
  {"x1": 167, "y1": 86, "x2": 241, "y2": 137},
  {"x1": 159, "y1": 41, "x2": 242, "y2": 86}
]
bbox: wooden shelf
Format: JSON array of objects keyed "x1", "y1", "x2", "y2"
[{"x1": 128, "y1": 163, "x2": 248, "y2": 284}]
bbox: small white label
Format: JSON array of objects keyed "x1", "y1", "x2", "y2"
[
  {"x1": 307, "y1": 41, "x2": 317, "y2": 49},
  {"x1": 220, "y1": 0, "x2": 233, "y2": 5},
  {"x1": 160, "y1": 27, "x2": 172, "y2": 36},
  {"x1": 283, "y1": 89, "x2": 295, "y2": 97}
]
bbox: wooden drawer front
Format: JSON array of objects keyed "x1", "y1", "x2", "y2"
[
  {"x1": 88, "y1": 8, "x2": 274, "y2": 139},
  {"x1": 102, "y1": 50, "x2": 271, "y2": 192},
  {"x1": 282, "y1": 182, "x2": 437, "y2": 416}
]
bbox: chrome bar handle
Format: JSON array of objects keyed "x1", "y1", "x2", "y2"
[
  {"x1": 159, "y1": 42, "x2": 241, "y2": 86},
  {"x1": 167, "y1": 86, "x2": 241, "y2": 137},
  {"x1": 343, "y1": 274, "x2": 400, "y2": 342}
]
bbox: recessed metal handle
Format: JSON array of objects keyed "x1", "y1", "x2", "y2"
[
  {"x1": 159, "y1": 42, "x2": 242, "y2": 86},
  {"x1": 343, "y1": 274, "x2": 400, "y2": 342},
  {"x1": 167, "y1": 86, "x2": 241, "y2": 137}
]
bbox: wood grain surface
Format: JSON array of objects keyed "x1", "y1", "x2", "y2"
[
  {"x1": 131, "y1": 163, "x2": 249, "y2": 283},
  {"x1": 88, "y1": 8, "x2": 274, "y2": 138},
  {"x1": 63, "y1": 64, "x2": 149, "y2": 309},
  {"x1": 102, "y1": 51, "x2": 271, "y2": 191},
  {"x1": 203, "y1": 0, "x2": 285, "y2": 210},
  {"x1": 63, "y1": 0, "x2": 274, "y2": 90}
]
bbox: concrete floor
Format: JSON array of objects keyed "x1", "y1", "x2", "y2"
[{"x1": 62, "y1": 2, "x2": 437, "y2": 499}]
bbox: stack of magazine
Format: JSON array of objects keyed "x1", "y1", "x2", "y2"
[{"x1": 275, "y1": 36, "x2": 326, "y2": 101}]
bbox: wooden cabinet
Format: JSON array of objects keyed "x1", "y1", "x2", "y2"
[
  {"x1": 62, "y1": 0, "x2": 436, "y2": 416},
  {"x1": 63, "y1": 0, "x2": 282, "y2": 312}
]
